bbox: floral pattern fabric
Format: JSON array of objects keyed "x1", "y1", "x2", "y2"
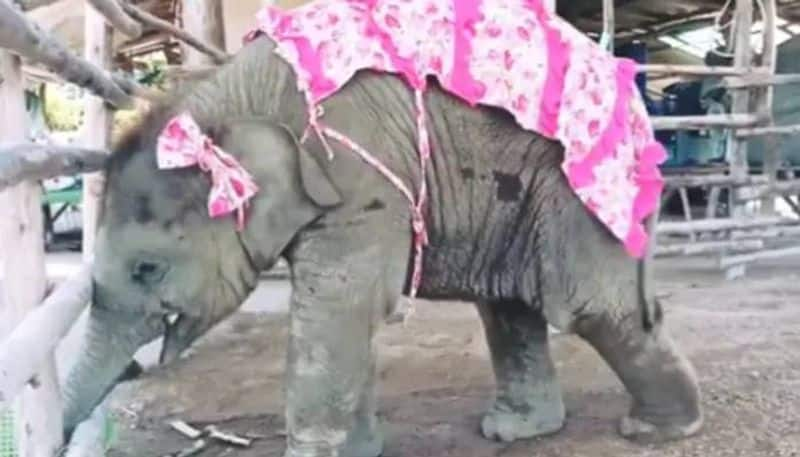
[{"x1": 245, "y1": 0, "x2": 667, "y2": 294}]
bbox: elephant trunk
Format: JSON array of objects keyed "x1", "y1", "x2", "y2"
[{"x1": 62, "y1": 304, "x2": 162, "y2": 438}]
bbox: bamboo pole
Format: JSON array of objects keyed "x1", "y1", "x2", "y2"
[
  {"x1": 81, "y1": 2, "x2": 113, "y2": 260},
  {"x1": 651, "y1": 113, "x2": 759, "y2": 131},
  {"x1": 0, "y1": 0, "x2": 132, "y2": 108},
  {"x1": 86, "y1": 0, "x2": 142, "y2": 38},
  {"x1": 121, "y1": 2, "x2": 231, "y2": 64},
  {"x1": 0, "y1": 265, "x2": 92, "y2": 407},
  {"x1": 0, "y1": 144, "x2": 108, "y2": 191},
  {"x1": 0, "y1": 49, "x2": 63, "y2": 457},
  {"x1": 656, "y1": 216, "x2": 797, "y2": 235}
]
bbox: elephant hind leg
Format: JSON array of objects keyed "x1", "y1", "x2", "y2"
[
  {"x1": 476, "y1": 299, "x2": 565, "y2": 443},
  {"x1": 574, "y1": 300, "x2": 703, "y2": 444}
]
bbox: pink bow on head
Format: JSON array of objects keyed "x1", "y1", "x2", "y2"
[{"x1": 156, "y1": 112, "x2": 259, "y2": 230}]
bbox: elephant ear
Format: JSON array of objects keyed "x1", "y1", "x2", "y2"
[{"x1": 279, "y1": 125, "x2": 343, "y2": 208}]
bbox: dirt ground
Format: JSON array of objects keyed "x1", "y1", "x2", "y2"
[{"x1": 106, "y1": 257, "x2": 800, "y2": 457}]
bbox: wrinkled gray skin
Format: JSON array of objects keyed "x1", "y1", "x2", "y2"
[{"x1": 62, "y1": 36, "x2": 702, "y2": 456}]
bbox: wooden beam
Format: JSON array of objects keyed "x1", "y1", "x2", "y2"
[
  {"x1": 727, "y1": 0, "x2": 755, "y2": 216},
  {"x1": 0, "y1": 0, "x2": 132, "y2": 108},
  {"x1": 81, "y1": 2, "x2": 113, "y2": 260},
  {"x1": 719, "y1": 245, "x2": 800, "y2": 268},
  {"x1": 601, "y1": 0, "x2": 614, "y2": 51},
  {"x1": 736, "y1": 123, "x2": 800, "y2": 137},
  {"x1": 616, "y1": 12, "x2": 718, "y2": 43},
  {"x1": 731, "y1": 225, "x2": 800, "y2": 239},
  {"x1": 177, "y1": 0, "x2": 227, "y2": 66},
  {"x1": 0, "y1": 49, "x2": 63, "y2": 456},
  {"x1": 0, "y1": 265, "x2": 92, "y2": 408},
  {"x1": 760, "y1": 0, "x2": 781, "y2": 217},
  {"x1": 655, "y1": 239, "x2": 764, "y2": 257},
  {"x1": 637, "y1": 64, "x2": 758, "y2": 77},
  {"x1": 86, "y1": 0, "x2": 142, "y2": 38},
  {"x1": 121, "y1": 2, "x2": 230, "y2": 64},
  {"x1": 723, "y1": 73, "x2": 800, "y2": 88},
  {"x1": 0, "y1": 144, "x2": 108, "y2": 191},
  {"x1": 657, "y1": 216, "x2": 797, "y2": 235},
  {"x1": 735, "y1": 179, "x2": 800, "y2": 200},
  {"x1": 651, "y1": 113, "x2": 759, "y2": 131},
  {"x1": 664, "y1": 173, "x2": 768, "y2": 188}
]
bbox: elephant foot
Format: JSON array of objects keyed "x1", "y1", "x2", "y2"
[
  {"x1": 619, "y1": 412, "x2": 703, "y2": 444},
  {"x1": 338, "y1": 420, "x2": 384, "y2": 457},
  {"x1": 480, "y1": 400, "x2": 565, "y2": 443}
]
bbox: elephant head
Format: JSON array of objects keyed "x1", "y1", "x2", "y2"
[{"x1": 62, "y1": 114, "x2": 343, "y2": 436}]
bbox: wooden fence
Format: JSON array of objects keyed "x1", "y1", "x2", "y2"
[
  {"x1": 0, "y1": 0, "x2": 799, "y2": 454},
  {"x1": 0, "y1": 0, "x2": 229, "y2": 454}
]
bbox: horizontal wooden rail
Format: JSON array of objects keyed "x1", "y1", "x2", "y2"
[
  {"x1": 719, "y1": 245, "x2": 800, "y2": 268},
  {"x1": 736, "y1": 123, "x2": 800, "y2": 137},
  {"x1": 657, "y1": 216, "x2": 798, "y2": 235},
  {"x1": 652, "y1": 113, "x2": 759, "y2": 131},
  {"x1": 724, "y1": 73, "x2": 800, "y2": 89},
  {"x1": 735, "y1": 179, "x2": 800, "y2": 200},
  {"x1": 731, "y1": 225, "x2": 800, "y2": 239},
  {"x1": 655, "y1": 239, "x2": 764, "y2": 257},
  {"x1": 664, "y1": 174, "x2": 768, "y2": 188},
  {"x1": 0, "y1": 144, "x2": 108, "y2": 191},
  {"x1": 637, "y1": 64, "x2": 758, "y2": 77}
]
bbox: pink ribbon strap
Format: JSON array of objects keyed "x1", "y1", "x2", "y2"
[{"x1": 156, "y1": 112, "x2": 259, "y2": 230}]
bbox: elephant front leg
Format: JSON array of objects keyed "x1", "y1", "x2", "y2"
[
  {"x1": 284, "y1": 256, "x2": 395, "y2": 457},
  {"x1": 476, "y1": 299, "x2": 566, "y2": 443}
]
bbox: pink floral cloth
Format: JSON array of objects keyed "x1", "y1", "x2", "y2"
[
  {"x1": 243, "y1": 0, "x2": 666, "y2": 295},
  {"x1": 157, "y1": 112, "x2": 259, "y2": 230}
]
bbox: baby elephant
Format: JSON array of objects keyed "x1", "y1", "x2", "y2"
[{"x1": 61, "y1": 36, "x2": 702, "y2": 457}]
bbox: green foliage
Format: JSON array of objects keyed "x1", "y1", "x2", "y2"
[{"x1": 42, "y1": 85, "x2": 84, "y2": 132}]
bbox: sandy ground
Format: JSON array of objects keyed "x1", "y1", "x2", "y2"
[{"x1": 84, "y1": 255, "x2": 800, "y2": 457}]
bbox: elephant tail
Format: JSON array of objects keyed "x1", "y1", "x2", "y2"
[{"x1": 637, "y1": 202, "x2": 663, "y2": 332}]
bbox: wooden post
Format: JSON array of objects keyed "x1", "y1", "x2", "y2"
[
  {"x1": 758, "y1": 0, "x2": 779, "y2": 215},
  {"x1": 180, "y1": 0, "x2": 226, "y2": 67},
  {"x1": 727, "y1": 0, "x2": 754, "y2": 212},
  {"x1": 0, "y1": 50, "x2": 63, "y2": 457},
  {"x1": 602, "y1": 0, "x2": 614, "y2": 51},
  {"x1": 81, "y1": 5, "x2": 113, "y2": 259}
]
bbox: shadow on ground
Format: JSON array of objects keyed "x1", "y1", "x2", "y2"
[{"x1": 106, "y1": 257, "x2": 800, "y2": 457}]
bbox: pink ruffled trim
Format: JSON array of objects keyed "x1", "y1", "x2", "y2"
[
  {"x1": 448, "y1": 0, "x2": 485, "y2": 104},
  {"x1": 527, "y1": 0, "x2": 570, "y2": 137},
  {"x1": 363, "y1": 0, "x2": 424, "y2": 89},
  {"x1": 559, "y1": 58, "x2": 665, "y2": 258},
  {"x1": 273, "y1": 14, "x2": 338, "y2": 101}
]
